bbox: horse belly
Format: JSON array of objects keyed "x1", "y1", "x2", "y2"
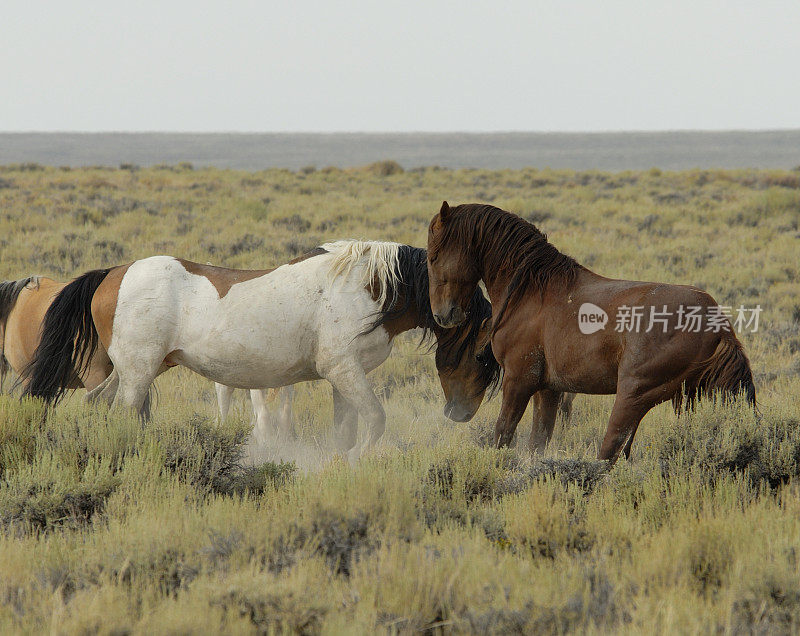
[
  {"x1": 544, "y1": 332, "x2": 620, "y2": 394},
  {"x1": 547, "y1": 364, "x2": 618, "y2": 394},
  {"x1": 174, "y1": 325, "x2": 316, "y2": 389}
]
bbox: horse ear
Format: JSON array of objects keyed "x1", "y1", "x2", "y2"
[{"x1": 439, "y1": 201, "x2": 451, "y2": 222}]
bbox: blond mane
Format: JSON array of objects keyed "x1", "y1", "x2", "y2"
[{"x1": 322, "y1": 240, "x2": 402, "y2": 308}]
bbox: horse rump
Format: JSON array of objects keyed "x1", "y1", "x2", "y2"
[{"x1": 20, "y1": 268, "x2": 112, "y2": 404}]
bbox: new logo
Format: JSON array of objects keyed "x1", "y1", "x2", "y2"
[{"x1": 578, "y1": 303, "x2": 608, "y2": 334}]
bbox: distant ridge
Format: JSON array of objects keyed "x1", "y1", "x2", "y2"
[{"x1": 1, "y1": 131, "x2": 798, "y2": 171}]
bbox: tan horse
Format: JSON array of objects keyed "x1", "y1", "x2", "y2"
[
  {"x1": 0, "y1": 276, "x2": 112, "y2": 391},
  {"x1": 427, "y1": 202, "x2": 756, "y2": 463}
]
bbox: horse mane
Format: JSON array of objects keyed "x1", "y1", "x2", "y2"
[
  {"x1": 323, "y1": 239, "x2": 402, "y2": 309},
  {"x1": 321, "y1": 239, "x2": 501, "y2": 395},
  {"x1": 432, "y1": 204, "x2": 582, "y2": 333},
  {"x1": 366, "y1": 244, "x2": 501, "y2": 395}
]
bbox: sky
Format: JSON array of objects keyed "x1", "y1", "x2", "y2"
[{"x1": 1, "y1": 1, "x2": 799, "y2": 132}]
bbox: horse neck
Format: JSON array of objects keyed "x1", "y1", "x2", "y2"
[
  {"x1": 470, "y1": 224, "x2": 578, "y2": 307},
  {"x1": 380, "y1": 290, "x2": 427, "y2": 338},
  {"x1": 470, "y1": 248, "x2": 520, "y2": 309},
  {"x1": 460, "y1": 221, "x2": 515, "y2": 306},
  {"x1": 481, "y1": 266, "x2": 515, "y2": 308}
]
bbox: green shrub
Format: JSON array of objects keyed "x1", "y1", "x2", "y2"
[{"x1": 0, "y1": 454, "x2": 119, "y2": 531}]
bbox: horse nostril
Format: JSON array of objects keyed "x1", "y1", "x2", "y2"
[
  {"x1": 444, "y1": 401, "x2": 474, "y2": 422},
  {"x1": 443, "y1": 306, "x2": 466, "y2": 326},
  {"x1": 444, "y1": 306, "x2": 461, "y2": 325},
  {"x1": 434, "y1": 307, "x2": 464, "y2": 327}
]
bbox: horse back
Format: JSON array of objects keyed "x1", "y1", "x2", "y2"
[
  {"x1": 92, "y1": 256, "x2": 334, "y2": 352},
  {"x1": 495, "y1": 272, "x2": 727, "y2": 395}
]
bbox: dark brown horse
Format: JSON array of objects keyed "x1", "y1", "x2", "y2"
[{"x1": 427, "y1": 202, "x2": 756, "y2": 463}]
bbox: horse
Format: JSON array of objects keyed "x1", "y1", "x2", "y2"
[
  {"x1": 0, "y1": 274, "x2": 287, "y2": 430},
  {"x1": 24, "y1": 241, "x2": 499, "y2": 453},
  {"x1": 0, "y1": 276, "x2": 113, "y2": 391},
  {"x1": 426, "y1": 202, "x2": 756, "y2": 463}
]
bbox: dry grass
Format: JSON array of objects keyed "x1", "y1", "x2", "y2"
[{"x1": 0, "y1": 163, "x2": 798, "y2": 633}]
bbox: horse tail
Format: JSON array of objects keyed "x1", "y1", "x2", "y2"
[
  {"x1": 675, "y1": 331, "x2": 756, "y2": 412},
  {"x1": 21, "y1": 268, "x2": 112, "y2": 404},
  {"x1": 0, "y1": 276, "x2": 38, "y2": 390}
]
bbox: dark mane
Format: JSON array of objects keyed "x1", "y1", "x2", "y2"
[
  {"x1": 368, "y1": 245, "x2": 501, "y2": 395},
  {"x1": 431, "y1": 203, "x2": 582, "y2": 333}
]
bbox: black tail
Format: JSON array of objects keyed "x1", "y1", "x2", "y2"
[
  {"x1": 21, "y1": 269, "x2": 112, "y2": 404},
  {"x1": 675, "y1": 332, "x2": 757, "y2": 412},
  {"x1": 0, "y1": 276, "x2": 38, "y2": 389}
]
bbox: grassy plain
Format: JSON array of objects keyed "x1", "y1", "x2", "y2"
[{"x1": 0, "y1": 162, "x2": 799, "y2": 633}]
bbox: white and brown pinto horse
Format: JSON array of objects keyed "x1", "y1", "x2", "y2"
[
  {"x1": 0, "y1": 274, "x2": 285, "y2": 430},
  {"x1": 25, "y1": 241, "x2": 498, "y2": 453}
]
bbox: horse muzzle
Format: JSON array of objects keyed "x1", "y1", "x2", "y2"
[
  {"x1": 433, "y1": 305, "x2": 467, "y2": 328},
  {"x1": 444, "y1": 400, "x2": 476, "y2": 422}
]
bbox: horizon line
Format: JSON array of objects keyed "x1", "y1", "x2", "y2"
[{"x1": 2, "y1": 128, "x2": 799, "y2": 135}]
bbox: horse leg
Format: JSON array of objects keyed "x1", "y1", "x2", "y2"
[
  {"x1": 529, "y1": 389, "x2": 561, "y2": 454},
  {"x1": 494, "y1": 377, "x2": 536, "y2": 448},
  {"x1": 82, "y1": 366, "x2": 109, "y2": 393},
  {"x1": 324, "y1": 362, "x2": 385, "y2": 452},
  {"x1": 81, "y1": 361, "x2": 113, "y2": 393},
  {"x1": 215, "y1": 383, "x2": 234, "y2": 421},
  {"x1": 111, "y1": 354, "x2": 162, "y2": 419},
  {"x1": 597, "y1": 391, "x2": 652, "y2": 463},
  {"x1": 621, "y1": 421, "x2": 641, "y2": 460},
  {"x1": 140, "y1": 389, "x2": 153, "y2": 422},
  {"x1": 81, "y1": 344, "x2": 115, "y2": 393},
  {"x1": 559, "y1": 392, "x2": 576, "y2": 424},
  {"x1": 332, "y1": 386, "x2": 358, "y2": 452},
  {"x1": 85, "y1": 370, "x2": 114, "y2": 404},
  {"x1": 137, "y1": 362, "x2": 169, "y2": 422},
  {"x1": 113, "y1": 374, "x2": 155, "y2": 418},
  {"x1": 249, "y1": 389, "x2": 271, "y2": 444},
  {"x1": 278, "y1": 385, "x2": 294, "y2": 437},
  {"x1": 85, "y1": 368, "x2": 119, "y2": 406},
  {"x1": 0, "y1": 356, "x2": 8, "y2": 393}
]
